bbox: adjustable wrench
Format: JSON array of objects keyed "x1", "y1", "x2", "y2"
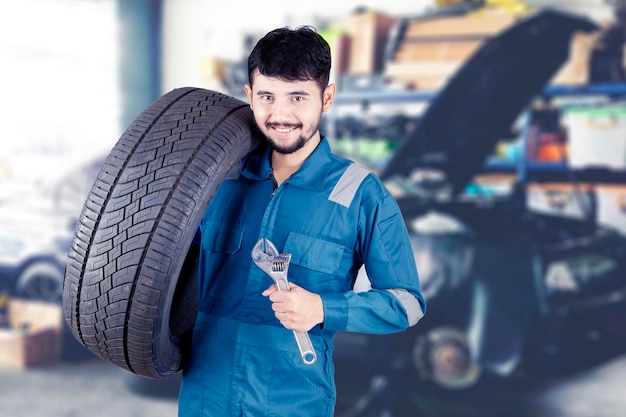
[{"x1": 251, "y1": 238, "x2": 317, "y2": 365}]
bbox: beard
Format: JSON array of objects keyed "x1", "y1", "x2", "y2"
[
  {"x1": 267, "y1": 133, "x2": 308, "y2": 154},
  {"x1": 263, "y1": 121, "x2": 319, "y2": 155}
]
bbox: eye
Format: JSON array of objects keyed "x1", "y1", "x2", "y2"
[
  {"x1": 260, "y1": 95, "x2": 273, "y2": 102},
  {"x1": 293, "y1": 96, "x2": 304, "y2": 102}
]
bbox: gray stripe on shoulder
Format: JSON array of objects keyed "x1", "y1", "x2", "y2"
[
  {"x1": 328, "y1": 164, "x2": 371, "y2": 208},
  {"x1": 385, "y1": 288, "x2": 424, "y2": 326}
]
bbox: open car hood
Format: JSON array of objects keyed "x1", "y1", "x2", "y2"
[{"x1": 380, "y1": 9, "x2": 597, "y2": 193}]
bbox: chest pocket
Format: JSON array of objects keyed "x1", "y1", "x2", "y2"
[
  {"x1": 284, "y1": 232, "x2": 344, "y2": 275},
  {"x1": 201, "y1": 221, "x2": 244, "y2": 254}
]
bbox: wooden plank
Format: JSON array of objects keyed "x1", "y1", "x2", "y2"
[
  {"x1": 0, "y1": 299, "x2": 62, "y2": 369},
  {"x1": 395, "y1": 40, "x2": 482, "y2": 61},
  {"x1": 405, "y1": 13, "x2": 516, "y2": 37},
  {"x1": 384, "y1": 60, "x2": 463, "y2": 89},
  {"x1": 550, "y1": 31, "x2": 598, "y2": 85},
  {"x1": 332, "y1": 10, "x2": 397, "y2": 75}
]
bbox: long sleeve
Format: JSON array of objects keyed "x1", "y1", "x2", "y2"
[{"x1": 320, "y1": 183, "x2": 425, "y2": 334}]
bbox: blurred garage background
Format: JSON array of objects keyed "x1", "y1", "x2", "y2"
[{"x1": 1, "y1": 0, "x2": 626, "y2": 416}]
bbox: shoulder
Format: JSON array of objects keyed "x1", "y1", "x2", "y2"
[{"x1": 330, "y1": 164, "x2": 394, "y2": 212}]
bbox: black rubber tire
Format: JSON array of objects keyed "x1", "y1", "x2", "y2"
[{"x1": 62, "y1": 87, "x2": 261, "y2": 378}]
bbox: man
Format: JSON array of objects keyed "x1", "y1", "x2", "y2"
[{"x1": 178, "y1": 25, "x2": 425, "y2": 417}]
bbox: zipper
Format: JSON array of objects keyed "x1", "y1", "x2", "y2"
[{"x1": 269, "y1": 173, "x2": 278, "y2": 197}]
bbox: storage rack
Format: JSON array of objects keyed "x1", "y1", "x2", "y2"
[{"x1": 328, "y1": 82, "x2": 626, "y2": 185}]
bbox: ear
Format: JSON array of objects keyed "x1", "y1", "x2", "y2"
[
  {"x1": 244, "y1": 84, "x2": 253, "y2": 107},
  {"x1": 322, "y1": 84, "x2": 336, "y2": 113}
]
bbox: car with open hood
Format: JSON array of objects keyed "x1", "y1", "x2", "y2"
[{"x1": 332, "y1": 7, "x2": 626, "y2": 415}]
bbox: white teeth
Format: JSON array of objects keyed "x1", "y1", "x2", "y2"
[{"x1": 275, "y1": 127, "x2": 293, "y2": 133}]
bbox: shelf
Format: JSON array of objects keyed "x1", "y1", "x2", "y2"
[
  {"x1": 525, "y1": 167, "x2": 626, "y2": 184},
  {"x1": 485, "y1": 159, "x2": 626, "y2": 183},
  {"x1": 333, "y1": 89, "x2": 436, "y2": 105},
  {"x1": 544, "y1": 83, "x2": 626, "y2": 98},
  {"x1": 333, "y1": 83, "x2": 626, "y2": 105},
  {"x1": 485, "y1": 159, "x2": 568, "y2": 173},
  {"x1": 330, "y1": 82, "x2": 626, "y2": 184}
]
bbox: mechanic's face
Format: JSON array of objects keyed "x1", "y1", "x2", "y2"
[{"x1": 244, "y1": 70, "x2": 335, "y2": 155}]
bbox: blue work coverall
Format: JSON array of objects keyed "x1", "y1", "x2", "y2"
[{"x1": 179, "y1": 137, "x2": 425, "y2": 417}]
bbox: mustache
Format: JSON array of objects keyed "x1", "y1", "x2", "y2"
[{"x1": 265, "y1": 122, "x2": 301, "y2": 129}]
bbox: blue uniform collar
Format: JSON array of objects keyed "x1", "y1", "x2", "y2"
[{"x1": 241, "y1": 135, "x2": 333, "y2": 191}]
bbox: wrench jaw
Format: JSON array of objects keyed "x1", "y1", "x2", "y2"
[
  {"x1": 251, "y1": 238, "x2": 276, "y2": 276},
  {"x1": 251, "y1": 238, "x2": 292, "y2": 279},
  {"x1": 261, "y1": 237, "x2": 278, "y2": 255},
  {"x1": 253, "y1": 237, "x2": 279, "y2": 256},
  {"x1": 270, "y1": 255, "x2": 292, "y2": 287}
]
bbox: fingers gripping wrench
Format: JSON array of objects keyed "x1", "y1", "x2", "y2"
[{"x1": 251, "y1": 238, "x2": 317, "y2": 365}]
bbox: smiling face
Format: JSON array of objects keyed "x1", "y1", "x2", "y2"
[{"x1": 244, "y1": 70, "x2": 335, "y2": 156}]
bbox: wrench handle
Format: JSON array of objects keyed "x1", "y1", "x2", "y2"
[
  {"x1": 275, "y1": 278, "x2": 317, "y2": 365},
  {"x1": 293, "y1": 330, "x2": 317, "y2": 365},
  {"x1": 275, "y1": 277, "x2": 290, "y2": 292}
]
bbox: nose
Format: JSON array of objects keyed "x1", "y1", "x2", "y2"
[{"x1": 269, "y1": 98, "x2": 293, "y2": 123}]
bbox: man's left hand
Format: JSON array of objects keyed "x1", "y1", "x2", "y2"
[{"x1": 262, "y1": 283, "x2": 324, "y2": 332}]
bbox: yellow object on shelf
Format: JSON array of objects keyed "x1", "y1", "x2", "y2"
[
  {"x1": 434, "y1": 0, "x2": 468, "y2": 5},
  {"x1": 465, "y1": 0, "x2": 532, "y2": 16},
  {"x1": 435, "y1": 0, "x2": 532, "y2": 15}
]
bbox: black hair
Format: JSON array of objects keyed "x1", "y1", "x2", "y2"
[{"x1": 247, "y1": 25, "x2": 331, "y2": 90}]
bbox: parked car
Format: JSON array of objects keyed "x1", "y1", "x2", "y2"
[
  {"x1": 0, "y1": 156, "x2": 104, "y2": 303},
  {"x1": 332, "y1": 8, "x2": 626, "y2": 416}
]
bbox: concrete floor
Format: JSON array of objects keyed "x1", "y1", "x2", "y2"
[
  {"x1": 0, "y1": 359, "x2": 179, "y2": 417},
  {"x1": 1, "y1": 350, "x2": 626, "y2": 417},
  {"x1": 422, "y1": 352, "x2": 626, "y2": 417}
]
